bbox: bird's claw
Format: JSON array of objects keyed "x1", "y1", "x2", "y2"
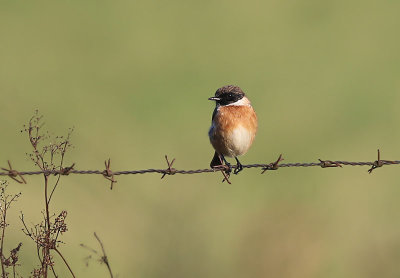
[{"x1": 233, "y1": 163, "x2": 243, "y2": 175}]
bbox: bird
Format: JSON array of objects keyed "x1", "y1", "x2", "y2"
[{"x1": 208, "y1": 85, "x2": 258, "y2": 175}]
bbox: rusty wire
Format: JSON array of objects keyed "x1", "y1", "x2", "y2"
[{"x1": 1, "y1": 150, "x2": 399, "y2": 187}]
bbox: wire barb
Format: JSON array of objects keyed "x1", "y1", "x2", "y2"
[
  {"x1": 261, "y1": 154, "x2": 284, "y2": 174},
  {"x1": 212, "y1": 165, "x2": 232, "y2": 184},
  {"x1": 319, "y1": 159, "x2": 342, "y2": 168},
  {"x1": 1, "y1": 160, "x2": 26, "y2": 184},
  {"x1": 102, "y1": 159, "x2": 116, "y2": 189},
  {"x1": 161, "y1": 155, "x2": 176, "y2": 179},
  {"x1": 220, "y1": 170, "x2": 232, "y2": 184},
  {"x1": 210, "y1": 155, "x2": 232, "y2": 184},
  {"x1": 58, "y1": 163, "x2": 75, "y2": 176},
  {"x1": 368, "y1": 149, "x2": 396, "y2": 174}
]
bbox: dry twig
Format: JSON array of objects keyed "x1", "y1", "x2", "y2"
[
  {"x1": 18, "y1": 110, "x2": 75, "y2": 277},
  {"x1": 0, "y1": 181, "x2": 22, "y2": 278},
  {"x1": 80, "y1": 233, "x2": 114, "y2": 278}
]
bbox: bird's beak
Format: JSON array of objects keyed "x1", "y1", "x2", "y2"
[{"x1": 208, "y1": 97, "x2": 220, "y2": 101}]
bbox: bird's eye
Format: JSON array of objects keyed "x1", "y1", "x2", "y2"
[{"x1": 228, "y1": 93, "x2": 234, "y2": 98}]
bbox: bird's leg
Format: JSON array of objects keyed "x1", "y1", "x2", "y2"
[
  {"x1": 210, "y1": 152, "x2": 231, "y2": 183},
  {"x1": 220, "y1": 154, "x2": 231, "y2": 175},
  {"x1": 234, "y1": 157, "x2": 243, "y2": 175},
  {"x1": 210, "y1": 152, "x2": 231, "y2": 176}
]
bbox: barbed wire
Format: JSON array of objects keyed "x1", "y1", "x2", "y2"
[{"x1": 1, "y1": 150, "x2": 399, "y2": 186}]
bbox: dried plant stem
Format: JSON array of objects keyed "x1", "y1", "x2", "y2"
[
  {"x1": 54, "y1": 248, "x2": 75, "y2": 278},
  {"x1": 0, "y1": 182, "x2": 22, "y2": 277},
  {"x1": 94, "y1": 233, "x2": 114, "y2": 278},
  {"x1": 0, "y1": 208, "x2": 7, "y2": 278},
  {"x1": 48, "y1": 175, "x2": 61, "y2": 204},
  {"x1": 50, "y1": 265, "x2": 58, "y2": 278},
  {"x1": 20, "y1": 111, "x2": 75, "y2": 277},
  {"x1": 42, "y1": 175, "x2": 50, "y2": 277}
]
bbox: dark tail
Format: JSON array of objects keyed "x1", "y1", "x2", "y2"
[{"x1": 210, "y1": 151, "x2": 223, "y2": 168}]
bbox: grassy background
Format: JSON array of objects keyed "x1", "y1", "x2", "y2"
[{"x1": 1, "y1": 0, "x2": 400, "y2": 277}]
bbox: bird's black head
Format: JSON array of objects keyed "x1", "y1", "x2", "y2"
[{"x1": 208, "y1": 85, "x2": 245, "y2": 106}]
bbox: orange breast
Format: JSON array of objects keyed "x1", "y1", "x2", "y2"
[{"x1": 209, "y1": 105, "x2": 258, "y2": 157}]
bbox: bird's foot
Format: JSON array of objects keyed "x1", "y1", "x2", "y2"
[
  {"x1": 212, "y1": 164, "x2": 232, "y2": 184},
  {"x1": 212, "y1": 163, "x2": 232, "y2": 175},
  {"x1": 224, "y1": 162, "x2": 232, "y2": 175},
  {"x1": 233, "y1": 157, "x2": 243, "y2": 175},
  {"x1": 233, "y1": 162, "x2": 243, "y2": 175}
]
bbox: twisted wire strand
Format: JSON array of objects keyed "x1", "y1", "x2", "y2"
[{"x1": 1, "y1": 160, "x2": 400, "y2": 177}]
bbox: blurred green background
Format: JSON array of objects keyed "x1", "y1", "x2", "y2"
[{"x1": 1, "y1": 0, "x2": 400, "y2": 277}]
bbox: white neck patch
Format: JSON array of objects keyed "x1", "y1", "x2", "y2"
[{"x1": 225, "y1": 97, "x2": 250, "y2": 107}]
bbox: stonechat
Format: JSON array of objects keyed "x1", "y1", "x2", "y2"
[{"x1": 208, "y1": 85, "x2": 258, "y2": 175}]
